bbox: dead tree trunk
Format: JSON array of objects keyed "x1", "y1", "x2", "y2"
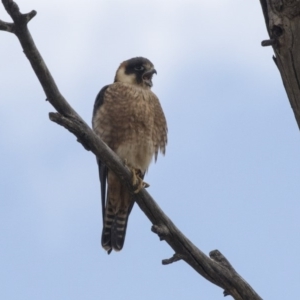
[
  {"x1": 0, "y1": 0, "x2": 263, "y2": 299},
  {"x1": 260, "y1": 0, "x2": 300, "y2": 130}
]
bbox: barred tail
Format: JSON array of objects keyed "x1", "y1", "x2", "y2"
[
  {"x1": 111, "y1": 210, "x2": 129, "y2": 252},
  {"x1": 101, "y1": 200, "x2": 115, "y2": 254},
  {"x1": 101, "y1": 200, "x2": 131, "y2": 254}
]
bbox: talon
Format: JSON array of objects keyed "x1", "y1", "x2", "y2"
[
  {"x1": 131, "y1": 168, "x2": 138, "y2": 186},
  {"x1": 134, "y1": 184, "x2": 143, "y2": 194},
  {"x1": 143, "y1": 181, "x2": 150, "y2": 189},
  {"x1": 131, "y1": 168, "x2": 150, "y2": 193}
]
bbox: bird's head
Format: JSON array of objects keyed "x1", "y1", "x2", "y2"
[{"x1": 114, "y1": 57, "x2": 157, "y2": 89}]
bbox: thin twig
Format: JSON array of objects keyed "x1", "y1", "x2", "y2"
[
  {"x1": 0, "y1": 19, "x2": 15, "y2": 32},
  {"x1": 162, "y1": 253, "x2": 182, "y2": 265}
]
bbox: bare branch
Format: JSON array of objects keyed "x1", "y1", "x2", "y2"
[
  {"x1": 210, "y1": 250, "x2": 236, "y2": 272},
  {"x1": 260, "y1": 0, "x2": 300, "y2": 130},
  {"x1": 162, "y1": 253, "x2": 182, "y2": 265},
  {"x1": 2, "y1": 0, "x2": 36, "y2": 26},
  {"x1": 261, "y1": 38, "x2": 277, "y2": 47},
  {"x1": 1, "y1": 1, "x2": 263, "y2": 299},
  {"x1": 1, "y1": 0, "x2": 76, "y2": 117},
  {"x1": 151, "y1": 224, "x2": 169, "y2": 240},
  {"x1": 0, "y1": 20, "x2": 15, "y2": 32}
]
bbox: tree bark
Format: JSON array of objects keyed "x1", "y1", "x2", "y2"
[
  {"x1": 260, "y1": 0, "x2": 300, "y2": 130},
  {"x1": 0, "y1": 0, "x2": 262, "y2": 299}
]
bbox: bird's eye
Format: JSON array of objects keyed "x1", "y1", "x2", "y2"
[{"x1": 134, "y1": 66, "x2": 144, "y2": 71}]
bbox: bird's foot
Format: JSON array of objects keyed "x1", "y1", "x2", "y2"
[{"x1": 131, "y1": 168, "x2": 150, "y2": 193}]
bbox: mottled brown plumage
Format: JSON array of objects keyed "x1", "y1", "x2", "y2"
[{"x1": 92, "y1": 57, "x2": 167, "y2": 254}]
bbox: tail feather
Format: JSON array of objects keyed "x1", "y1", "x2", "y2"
[
  {"x1": 101, "y1": 203, "x2": 132, "y2": 254},
  {"x1": 111, "y1": 211, "x2": 129, "y2": 251},
  {"x1": 101, "y1": 202, "x2": 115, "y2": 254},
  {"x1": 101, "y1": 172, "x2": 134, "y2": 254}
]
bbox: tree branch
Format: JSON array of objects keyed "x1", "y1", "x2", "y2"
[
  {"x1": 1, "y1": 1, "x2": 262, "y2": 299},
  {"x1": 0, "y1": 19, "x2": 15, "y2": 32},
  {"x1": 260, "y1": 0, "x2": 300, "y2": 130}
]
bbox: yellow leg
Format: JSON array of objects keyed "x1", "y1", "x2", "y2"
[
  {"x1": 123, "y1": 160, "x2": 150, "y2": 193},
  {"x1": 131, "y1": 168, "x2": 150, "y2": 193}
]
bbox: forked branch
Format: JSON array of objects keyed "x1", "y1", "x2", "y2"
[{"x1": 1, "y1": 1, "x2": 262, "y2": 299}]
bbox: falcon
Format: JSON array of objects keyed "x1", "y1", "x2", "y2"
[{"x1": 92, "y1": 57, "x2": 167, "y2": 254}]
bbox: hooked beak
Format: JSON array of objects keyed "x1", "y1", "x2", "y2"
[{"x1": 142, "y1": 68, "x2": 157, "y2": 87}]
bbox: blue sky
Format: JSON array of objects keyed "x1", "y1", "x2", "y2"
[{"x1": 1, "y1": 1, "x2": 300, "y2": 299}]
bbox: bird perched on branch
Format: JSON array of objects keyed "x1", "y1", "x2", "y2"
[{"x1": 92, "y1": 57, "x2": 168, "y2": 254}]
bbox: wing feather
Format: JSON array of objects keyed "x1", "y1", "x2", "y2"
[
  {"x1": 97, "y1": 158, "x2": 108, "y2": 223},
  {"x1": 92, "y1": 85, "x2": 110, "y2": 225},
  {"x1": 151, "y1": 94, "x2": 168, "y2": 161}
]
